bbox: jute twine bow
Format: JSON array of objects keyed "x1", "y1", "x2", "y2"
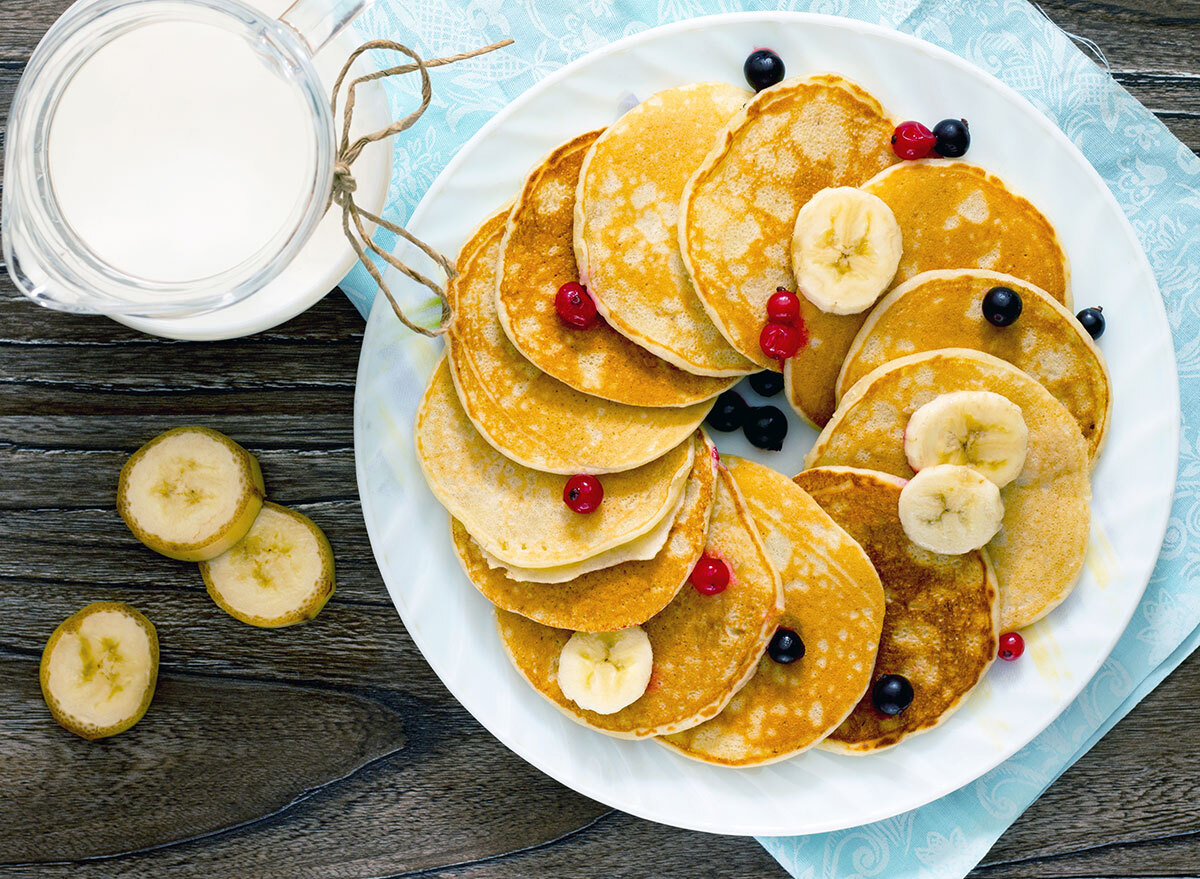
[{"x1": 328, "y1": 38, "x2": 514, "y2": 337}]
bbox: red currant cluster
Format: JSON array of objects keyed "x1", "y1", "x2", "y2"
[{"x1": 759, "y1": 287, "x2": 807, "y2": 362}]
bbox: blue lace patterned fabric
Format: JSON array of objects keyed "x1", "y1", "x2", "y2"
[{"x1": 341, "y1": 2, "x2": 1200, "y2": 876}]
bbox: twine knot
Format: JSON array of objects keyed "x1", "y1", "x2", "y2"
[
  {"x1": 329, "y1": 38, "x2": 514, "y2": 337},
  {"x1": 331, "y1": 161, "x2": 357, "y2": 202}
]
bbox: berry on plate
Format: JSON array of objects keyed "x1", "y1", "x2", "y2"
[
  {"x1": 1077, "y1": 306, "x2": 1105, "y2": 339},
  {"x1": 690, "y1": 553, "x2": 730, "y2": 595},
  {"x1": 767, "y1": 627, "x2": 805, "y2": 663},
  {"x1": 563, "y1": 474, "x2": 603, "y2": 513},
  {"x1": 748, "y1": 370, "x2": 784, "y2": 397},
  {"x1": 890, "y1": 120, "x2": 936, "y2": 160},
  {"x1": 872, "y1": 674, "x2": 914, "y2": 715},
  {"x1": 743, "y1": 49, "x2": 785, "y2": 92},
  {"x1": 982, "y1": 286, "x2": 1022, "y2": 327},
  {"x1": 743, "y1": 405, "x2": 788, "y2": 451},
  {"x1": 766, "y1": 287, "x2": 801, "y2": 324},
  {"x1": 932, "y1": 118, "x2": 970, "y2": 157},
  {"x1": 760, "y1": 322, "x2": 802, "y2": 361},
  {"x1": 998, "y1": 631, "x2": 1025, "y2": 661},
  {"x1": 555, "y1": 281, "x2": 598, "y2": 329},
  {"x1": 706, "y1": 390, "x2": 748, "y2": 432}
]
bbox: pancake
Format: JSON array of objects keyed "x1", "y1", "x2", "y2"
[
  {"x1": 784, "y1": 158, "x2": 1073, "y2": 429},
  {"x1": 837, "y1": 269, "x2": 1111, "y2": 464},
  {"x1": 415, "y1": 356, "x2": 694, "y2": 569},
  {"x1": 794, "y1": 467, "x2": 999, "y2": 754},
  {"x1": 806, "y1": 349, "x2": 1090, "y2": 630},
  {"x1": 574, "y1": 82, "x2": 757, "y2": 376},
  {"x1": 863, "y1": 160, "x2": 1071, "y2": 302},
  {"x1": 495, "y1": 465, "x2": 783, "y2": 738},
  {"x1": 680, "y1": 75, "x2": 898, "y2": 372},
  {"x1": 454, "y1": 432, "x2": 716, "y2": 630},
  {"x1": 446, "y1": 210, "x2": 712, "y2": 475},
  {"x1": 495, "y1": 131, "x2": 737, "y2": 407},
  {"x1": 660, "y1": 457, "x2": 884, "y2": 766}
]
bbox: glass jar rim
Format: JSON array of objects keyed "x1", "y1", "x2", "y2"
[{"x1": 1, "y1": 0, "x2": 336, "y2": 317}]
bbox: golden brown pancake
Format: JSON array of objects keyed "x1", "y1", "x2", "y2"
[
  {"x1": 807, "y1": 349, "x2": 1090, "y2": 630},
  {"x1": 495, "y1": 465, "x2": 783, "y2": 738},
  {"x1": 495, "y1": 131, "x2": 737, "y2": 407},
  {"x1": 784, "y1": 158, "x2": 1072, "y2": 429},
  {"x1": 660, "y1": 457, "x2": 884, "y2": 766},
  {"x1": 446, "y1": 210, "x2": 712, "y2": 474},
  {"x1": 863, "y1": 160, "x2": 1071, "y2": 302},
  {"x1": 453, "y1": 432, "x2": 716, "y2": 630},
  {"x1": 415, "y1": 356, "x2": 694, "y2": 569},
  {"x1": 795, "y1": 467, "x2": 999, "y2": 754},
  {"x1": 837, "y1": 269, "x2": 1111, "y2": 464},
  {"x1": 575, "y1": 82, "x2": 757, "y2": 376},
  {"x1": 680, "y1": 75, "x2": 898, "y2": 372}
]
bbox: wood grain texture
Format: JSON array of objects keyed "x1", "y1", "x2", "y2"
[{"x1": 1, "y1": 2, "x2": 1198, "y2": 878}]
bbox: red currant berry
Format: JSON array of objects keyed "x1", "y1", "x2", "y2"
[
  {"x1": 766, "y1": 288, "x2": 800, "y2": 325},
  {"x1": 760, "y1": 321, "x2": 802, "y2": 361},
  {"x1": 563, "y1": 474, "x2": 603, "y2": 513},
  {"x1": 890, "y1": 121, "x2": 936, "y2": 161},
  {"x1": 997, "y1": 631, "x2": 1025, "y2": 661},
  {"x1": 555, "y1": 282, "x2": 598, "y2": 329},
  {"x1": 690, "y1": 553, "x2": 730, "y2": 595}
]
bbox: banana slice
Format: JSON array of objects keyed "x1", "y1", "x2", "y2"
[
  {"x1": 557, "y1": 628, "x2": 653, "y2": 715},
  {"x1": 904, "y1": 391, "x2": 1029, "y2": 487},
  {"x1": 791, "y1": 186, "x2": 903, "y2": 315},
  {"x1": 118, "y1": 426, "x2": 265, "y2": 562},
  {"x1": 40, "y1": 602, "x2": 158, "y2": 740},
  {"x1": 898, "y1": 464, "x2": 1005, "y2": 555},
  {"x1": 200, "y1": 503, "x2": 335, "y2": 628}
]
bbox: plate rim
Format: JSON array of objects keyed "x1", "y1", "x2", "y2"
[{"x1": 354, "y1": 10, "x2": 1181, "y2": 836}]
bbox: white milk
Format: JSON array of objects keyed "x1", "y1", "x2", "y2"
[{"x1": 48, "y1": 20, "x2": 314, "y2": 283}]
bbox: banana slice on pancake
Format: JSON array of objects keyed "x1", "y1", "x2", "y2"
[
  {"x1": 904, "y1": 390, "x2": 1029, "y2": 486},
  {"x1": 807, "y1": 348, "x2": 1090, "y2": 630},
  {"x1": 495, "y1": 465, "x2": 782, "y2": 739},
  {"x1": 557, "y1": 628, "x2": 654, "y2": 715},
  {"x1": 660, "y1": 458, "x2": 884, "y2": 766},
  {"x1": 791, "y1": 187, "x2": 902, "y2": 315},
  {"x1": 898, "y1": 464, "x2": 1005, "y2": 555},
  {"x1": 452, "y1": 432, "x2": 717, "y2": 631},
  {"x1": 416, "y1": 356, "x2": 694, "y2": 571},
  {"x1": 795, "y1": 467, "x2": 999, "y2": 754},
  {"x1": 446, "y1": 210, "x2": 713, "y2": 475}
]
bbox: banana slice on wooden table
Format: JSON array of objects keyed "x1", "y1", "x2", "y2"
[
  {"x1": 557, "y1": 627, "x2": 653, "y2": 715},
  {"x1": 904, "y1": 391, "x2": 1029, "y2": 487},
  {"x1": 200, "y1": 502, "x2": 335, "y2": 628},
  {"x1": 118, "y1": 426, "x2": 265, "y2": 562},
  {"x1": 791, "y1": 186, "x2": 903, "y2": 315},
  {"x1": 898, "y1": 464, "x2": 1005, "y2": 555},
  {"x1": 40, "y1": 602, "x2": 158, "y2": 740}
]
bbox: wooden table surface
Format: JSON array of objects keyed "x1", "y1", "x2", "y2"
[{"x1": 2, "y1": 2, "x2": 1198, "y2": 876}]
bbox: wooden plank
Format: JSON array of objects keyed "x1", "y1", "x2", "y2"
[
  {"x1": 1036, "y1": 0, "x2": 1200, "y2": 74},
  {"x1": 0, "y1": 653, "x2": 611, "y2": 874}
]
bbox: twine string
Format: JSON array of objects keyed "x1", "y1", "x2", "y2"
[{"x1": 328, "y1": 38, "x2": 514, "y2": 337}]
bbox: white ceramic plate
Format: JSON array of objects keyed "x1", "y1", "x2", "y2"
[
  {"x1": 117, "y1": 0, "x2": 392, "y2": 341},
  {"x1": 354, "y1": 13, "x2": 1179, "y2": 836}
]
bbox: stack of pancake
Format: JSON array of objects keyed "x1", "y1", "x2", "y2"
[{"x1": 412, "y1": 71, "x2": 1110, "y2": 766}]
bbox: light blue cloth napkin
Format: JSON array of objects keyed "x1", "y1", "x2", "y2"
[{"x1": 341, "y1": 2, "x2": 1200, "y2": 876}]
